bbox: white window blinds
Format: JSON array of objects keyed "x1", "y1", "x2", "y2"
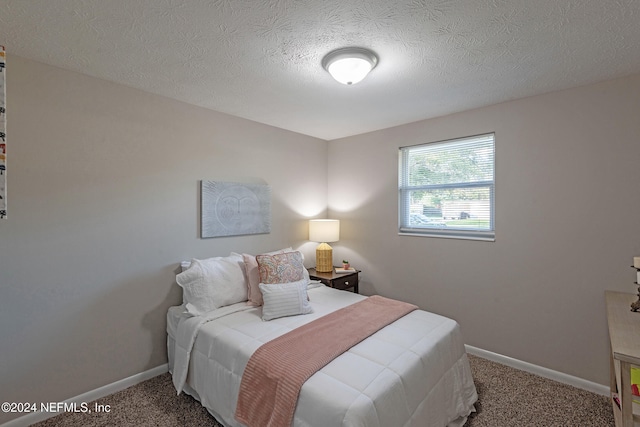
[{"x1": 398, "y1": 133, "x2": 495, "y2": 241}]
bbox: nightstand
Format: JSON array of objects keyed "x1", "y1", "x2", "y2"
[{"x1": 308, "y1": 267, "x2": 360, "y2": 293}]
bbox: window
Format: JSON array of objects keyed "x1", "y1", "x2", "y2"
[{"x1": 398, "y1": 133, "x2": 495, "y2": 241}]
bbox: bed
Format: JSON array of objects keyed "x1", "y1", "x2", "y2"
[{"x1": 167, "y1": 250, "x2": 477, "y2": 427}]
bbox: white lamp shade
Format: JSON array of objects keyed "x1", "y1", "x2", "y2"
[{"x1": 309, "y1": 219, "x2": 340, "y2": 243}]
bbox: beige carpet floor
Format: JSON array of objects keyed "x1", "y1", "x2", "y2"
[
  {"x1": 463, "y1": 355, "x2": 614, "y2": 427},
  {"x1": 31, "y1": 354, "x2": 615, "y2": 427}
]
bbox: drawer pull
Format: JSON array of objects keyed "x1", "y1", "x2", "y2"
[{"x1": 344, "y1": 281, "x2": 349, "y2": 285}]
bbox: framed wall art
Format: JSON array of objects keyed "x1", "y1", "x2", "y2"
[
  {"x1": 0, "y1": 45, "x2": 6, "y2": 219},
  {"x1": 201, "y1": 180, "x2": 271, "y2": 238}
]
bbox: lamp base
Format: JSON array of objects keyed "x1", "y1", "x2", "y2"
[{"x1": 315, "y1": 242, "x2": 333, "y2": 272}]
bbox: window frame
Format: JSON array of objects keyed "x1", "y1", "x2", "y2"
[{"x1": 398, "y1": 133, "x2": 496, "y2": 241}]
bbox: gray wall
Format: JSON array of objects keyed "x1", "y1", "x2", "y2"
[
  {"x1": 327, "y1": 72, "x2": 640, "y2": 386},
  {"x1": 0, "y1": 57, "x2": 327, "y2": 424},
  {"x1": 2, "y1": 54, "x2": 640, "y2": 424}
]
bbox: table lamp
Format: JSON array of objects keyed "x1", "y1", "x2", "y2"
[{"x1": 309, "y1": 219, "x2": 340, "y2": 272}]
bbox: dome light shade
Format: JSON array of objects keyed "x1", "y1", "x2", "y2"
[{"x1": 322, "y1": 47, "x2": 378, "y2": 85}]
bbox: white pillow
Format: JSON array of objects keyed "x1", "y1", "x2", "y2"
[
  {"x1": 176, "y1": 253, "x2": 247, "y2": 316},
  {"x1": 259, "y1": 279, "x2": 313, "y2": 321},
  {"x1": 180, "y1": 261, "x2": 192, "y2": 272}
]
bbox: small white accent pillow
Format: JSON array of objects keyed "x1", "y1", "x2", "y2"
[
  {"x1": 259, "y1": 279, "x2": 313, "y2": 321},
  {"x1": 176, "y1": 253, "x2": 247, "y2": 316}
]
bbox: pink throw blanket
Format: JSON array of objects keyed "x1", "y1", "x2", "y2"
[{"x1": 234, "y1": 295, "x2": 418, "y2": 427}]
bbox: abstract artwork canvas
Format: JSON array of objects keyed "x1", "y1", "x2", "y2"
[
  {"x1": 201, "y1": 180, "x2": 271, "y2": 238},
  {"x1": 0, "y1": 45, "x2": 6, "y2": 219}
]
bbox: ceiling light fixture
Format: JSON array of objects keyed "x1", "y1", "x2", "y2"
[{"x1": 322, "y1": 47, "x2": 378, "y2": 85}]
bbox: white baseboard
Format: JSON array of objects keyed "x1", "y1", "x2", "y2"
[
  {"x1": 465, "y1": 345, "x2": 609, "y2": 396},
  {"x1": 1, "y1": 364, "x2": 168, "y2": 427}
]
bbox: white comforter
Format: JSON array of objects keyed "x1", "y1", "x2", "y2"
[{"x1": 169, "y1": 284, "x2": 477, "y2": 427}]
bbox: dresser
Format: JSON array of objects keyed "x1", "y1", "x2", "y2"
[{"x1": 605, "y1": 291, "x2": 640, "y2": 427}]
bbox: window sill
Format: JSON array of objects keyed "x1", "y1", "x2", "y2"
[{"x1": 398, "y1": 229, "x2": 495, "y2": 242}]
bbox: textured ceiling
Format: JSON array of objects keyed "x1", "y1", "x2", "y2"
[{"x1": 1, "y1": 0, "x2": 640, "y2": 140}]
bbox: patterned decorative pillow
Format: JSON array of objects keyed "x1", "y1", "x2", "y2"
[
  {"x1": 243, "y1": 247, "x2": 293, "y2": 307},
  {"x1": 256, "y1": 251, "x2": 305, "y2": 284}
]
